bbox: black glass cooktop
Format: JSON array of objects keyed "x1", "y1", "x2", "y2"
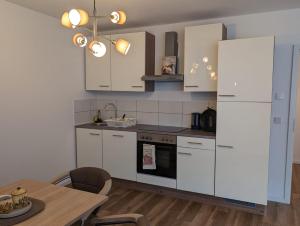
[{"x1": 136, "y1": 124, "x2": 186, "y2": 133}]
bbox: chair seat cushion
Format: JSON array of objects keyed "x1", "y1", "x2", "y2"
[{"x1": 70, "y1": 167, "x2": 110, "y2": 194}]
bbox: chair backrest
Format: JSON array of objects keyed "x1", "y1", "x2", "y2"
[{"x1": 70, "y1": 167, "x2": 111, "y2": 194}]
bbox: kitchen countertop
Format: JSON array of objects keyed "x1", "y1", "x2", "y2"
[{"x1": 76, "y1": 123, "x2": 216, "y2": 139}]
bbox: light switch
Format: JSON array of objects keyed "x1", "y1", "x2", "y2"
[
  {"x1": 275, "y1": 92, "x2": 285, "y2": 100},
  {"x1": 273, "y1": 117, "x2": 281, "y2": 124}
]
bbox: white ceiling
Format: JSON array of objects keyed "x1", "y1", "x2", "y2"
[{"x1": 6, "y1": 0, "x2": 300, "y2": 30}]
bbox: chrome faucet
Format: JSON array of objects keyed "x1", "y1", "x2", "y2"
[{"x1": 103, "y1": 103, "x2": 118, "y2": 119}]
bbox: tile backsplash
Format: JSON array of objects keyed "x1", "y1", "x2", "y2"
[{"x1": 74, "y1": 98, "x2": 216, "y2": 127}]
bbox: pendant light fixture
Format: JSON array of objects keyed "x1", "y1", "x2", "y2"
[
  {"x1": 73, "y1": 33, "x2": 88, "y2": 47},
  {"x1": 61, "y1": 0, "x2": 130, "y2": 58}
]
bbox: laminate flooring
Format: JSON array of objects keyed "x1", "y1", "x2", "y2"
[{"x1": 94, "y1": 164, "x2": 300, "y2": 226}]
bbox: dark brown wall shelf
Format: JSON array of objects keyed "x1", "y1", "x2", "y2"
[{"x1": 142, "y1": 75, "x2": 184, "y2": 82}]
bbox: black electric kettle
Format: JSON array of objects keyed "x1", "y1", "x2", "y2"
[{"x1": 200, "y1": 108, "x2": 216, "y2": 132}]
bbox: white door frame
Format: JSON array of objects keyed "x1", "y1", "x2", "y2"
[{"x1": 285, "y1": 45, "x2": 300, "y2": 203}]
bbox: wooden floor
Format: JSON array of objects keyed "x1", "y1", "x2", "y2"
[{"x1": 95, "y1": 164, "x2": 300, "y2": 226}]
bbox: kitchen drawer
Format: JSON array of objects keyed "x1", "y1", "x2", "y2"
[{"x1": 177, "y1": 136, "x2": 215, "y2": 150}]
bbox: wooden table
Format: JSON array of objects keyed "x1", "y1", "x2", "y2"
[{"x1": 0, "y1": 179, "x2": 108, "y2": 226}]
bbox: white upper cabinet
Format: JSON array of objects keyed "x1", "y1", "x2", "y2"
[
  {"x1": 215, "y1": 102, "x2": 271, "y2": 205},
  {"x1": 85, "y1": 35, "x2": 111, "y2": 91},
  {"x1": 218, "y1": 36, "x2": 274, "y2": 102},
  {"x1": 85, "y1": 32, "x2": 155, "y2": 92},
  {"x1": 111, "y1": 32, "x2": 155, "y2": 92},
  {"x1": 184, "y1": 23, "x2": 226, "y2": 92}
]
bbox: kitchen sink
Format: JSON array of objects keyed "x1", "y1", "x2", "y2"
[{"x1": 104, "y1": 118, "x2": 137, "y2": 128}]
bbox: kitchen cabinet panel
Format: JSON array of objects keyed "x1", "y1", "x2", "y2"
[
  {"x1": 215, "y1": 102, "x2": 271, "y2": 205},
  {"x1": 218, "y1": 36, "x2": 274, "y2": 102},
  {"x1": 85, "y1": 35, "x2": 111, "y2": 91},
  {"x1": 177, "y1": 136, "x2": 215, "y2": 150},
  {"x1": 76, "y1": 128, "x2": 102, "y2": 168},
  {"x1": 177, "y1": 144, "x2": 215, "y2": 195},
  {"x1": 184, "y1": 24, "x2": 226, "y2": 92},
  {"x1": 111, "y1": 32, "x2": 155, "y2": 92},
  {"x1": 103, "y1": 130, "x2": 137, "y2": 181}
]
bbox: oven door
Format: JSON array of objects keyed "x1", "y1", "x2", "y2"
[{"x1": 137, "y1": 141, "x2": 177, "y2": 179}]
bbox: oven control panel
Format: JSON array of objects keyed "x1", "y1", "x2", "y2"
[{"x1": 137, "y1": 132, "x2": 177, "y2": 145}]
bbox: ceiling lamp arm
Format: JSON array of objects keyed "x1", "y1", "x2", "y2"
[
  {"x1": 93, "y1": 18, "x2": 98, "y2": 40},
  {"x1": 92, "y1": 0, "x2": 98, "y2": 40},
  {"x1": 89, "y1": 15, "x2": 107, "y2": 19},
  {"x1": 74, "y1": 26, "x2": 93, "y2": 34}
]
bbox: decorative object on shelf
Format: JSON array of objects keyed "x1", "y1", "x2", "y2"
[
  {"x1": 161, "y1": 56, "x2": 177, "y2": 75},
  {"x1": 161, "y1": 32, "x2": 178, "y2": 75},
  {"x1": 61, "y1": 0, "x2": 130, "y2": 58}
]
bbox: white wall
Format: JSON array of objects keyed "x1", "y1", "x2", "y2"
[
  {"x1": 0, "y1": 1, "x2": 92, "y2": 185},
  {"x1": 294, "y1": 57, "x2": 300, "y2": 164},
  {"x1": 1, "y1": 0, "x2": 298, "y2": 204},
  {"x1": 94, "y1": 8, "x2": 300, "y2": 203}
]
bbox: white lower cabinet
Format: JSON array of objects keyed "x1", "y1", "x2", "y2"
[
  {"x1": 103, "y1": 130, "x2": 137, "y2": 181},
  {"x1": 215, "y1": 102, "x2": 271, "y2": 205},
  {"x1": 177, "y1": 137, "x2": 215, "y2": 195},
  {"x1": 76, "y1": 128, "x2": 102, "y2": 168}
]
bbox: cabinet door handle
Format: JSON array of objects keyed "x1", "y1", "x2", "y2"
[
  {"x1": 131, "y1": 86, "x2": 143, "y2": 88},
  {"x1": 218, "y1": 94, "x2": 236, "y2": 97},
  {"x1": 217, "y1": 145, "x2": 234, "y2": 149},
  {"x1": 185, "y1": 85, "x2": 199, "y2": 88},
  {"x1": 89, "y1": 133, "x2": 100, "y2": 136},
  {"x1": 188, "y1": 142, "x2": 203, "y2": 145},
  {"x1": 178, "y1": 152, "x2": 192, "y2": 156},
  {"x1": 113, "y1": 134, "x2": 124, "y2": 138},
  {"x1": 99, "y1": 85, "x2": 109, "y2": 88}
]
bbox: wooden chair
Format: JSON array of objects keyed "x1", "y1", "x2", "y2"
[
  {"x1": 51, "y1": 167, "x2": 112, "y2": 196},
  {"x1": 51, "y1": 168, "x2": 149, "y2": 226},
  {"x1": 90, "y1": 213, "x2": 150, "y2": 226},
  {"x1": 51, "y1": 167, "x2": 112, "y2": 226}
]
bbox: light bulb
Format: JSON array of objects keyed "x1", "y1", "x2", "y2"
[
  {"x1": 61, "y1": 12, "x2": 72, "y2": 28},
  {"x1": 113, "y1": 39, "x2": 131, "y2": 55},
  {"x1": 69, "y1": 9, "x2": 81, "y2": 27},
  {"x1": 202, "y1": 57, "x2": 209, "y2": 63},
  {"x1": 67, "y1": 9, "x2": 89, "y2": 28},
  {"x1": 207, "y1": 65, "x2": 212, "y2": 71},
  {"x1": 89, "y1": 41, "x2": 107, "y2": 58},
  {"x1": 110, "y1": 11, "x2": 127, "y2": 25},
  {"x1": 73, "y1": 33, "x2": 87, "y2": 47}
]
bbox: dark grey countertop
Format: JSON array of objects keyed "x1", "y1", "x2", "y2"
[{"x1": 76, "y1": 123, "x2": 216, "y2": 139}]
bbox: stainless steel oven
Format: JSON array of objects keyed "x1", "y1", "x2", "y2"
[{"x1": 137, "y1": 132, "x2": 177, "y2": 179}]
